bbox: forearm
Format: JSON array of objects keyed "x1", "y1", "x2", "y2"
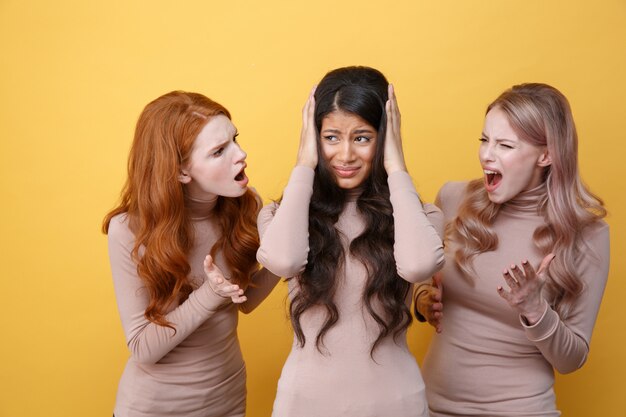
[
  {"x1": 256, "y1": 166, "x2": 314, "y2": 277},
  {"x1": 389, "y1": 171, "x2": 444, "y2": 282},
  {"x1": 238, "y1": 268, "x2": 281, "y2": 314}
]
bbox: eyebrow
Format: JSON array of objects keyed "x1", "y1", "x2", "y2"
[
  {"x1": 481, "y1": 133, "x2": 515, "y2": 142},
  {"x1": 208, "y1": 139, "x2": 230, "y2": 152},
  {"x1": 322, "y1": 127, "x2": 375, "y2": 134}
]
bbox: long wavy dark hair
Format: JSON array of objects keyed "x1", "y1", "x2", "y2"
[{"x1": 290, "y1": 66, "x2": 412, "y2": 356}]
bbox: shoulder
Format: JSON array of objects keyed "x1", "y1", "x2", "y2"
[
  {"x1": 581, "y1": 219, "x2": 610, "y2": 251},
  {"x1": 435, "y1": 181, "x2": 471, "y2": 217},
  {"x1": 107, "y1": 213, "x2": 132, "y2": 238}
]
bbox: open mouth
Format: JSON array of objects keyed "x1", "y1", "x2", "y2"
[
  {"x1": 484, "y1": 169, "x2": 502, "y2": 189},
  {"x1": 234, "y1": 165, "x2": 248, "y2": 185}
]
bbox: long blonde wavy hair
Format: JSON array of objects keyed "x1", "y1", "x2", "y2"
[{"x1": 451, "y1": 83, "x2": 606, "y2": 316}]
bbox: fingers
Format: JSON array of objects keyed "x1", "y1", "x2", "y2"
[
  {"x1": 204, "y1": 254, "x2": 247, "y2": 302},
  {"x1": 497, "y1": 285, "x2": 513, "y2": 304},
  {"x1": 502, "y1": 268, "x2": 519, "y2": 290},
  {"x1": 203, "y1": 255, "x2": 223, "y2": 285},
  {"x1": 537, "y1": 253, "x2": 555, "y2": 275},
  {"x1": 383, "y1": 83, "x2": 406, "y2": 174},
  {"x1": 302, "y1": 85, "x2": 316, "y2": 125},
  {"x1": 297, "y1": 85, "x2": 319, "y2": 169}
]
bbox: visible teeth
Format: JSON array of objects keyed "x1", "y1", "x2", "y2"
[{"x1": 484, "y1": 169, "x2": 498, "y2": 175}]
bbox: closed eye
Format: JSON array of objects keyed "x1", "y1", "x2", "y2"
[{"x1": 213, "y1": 147, "x2": 224, "y2": 157}]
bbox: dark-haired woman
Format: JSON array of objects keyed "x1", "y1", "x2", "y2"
[
  {"x1": 416, "y1": 83, "x2": 610, "y2": 416},
  {"x1": 257, "y1": 66, "x2": 444, "y2": 417},
  {"x1": 103, "y1": 91, "x2": 279, "y2": 417}
]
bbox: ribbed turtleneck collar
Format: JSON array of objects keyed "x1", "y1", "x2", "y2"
[
  {"x1": 185, "y1": 194, "x2": 219, "y2": 220},
  {"x1": 345, "y1": 186, "x2": 364, "y2": 203},
  {"x1": 500, "y1": 182, "x2": 547, "y2": 216}
]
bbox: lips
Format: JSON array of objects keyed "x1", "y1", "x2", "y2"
[
  {"x1": 234, "y1": 164, "x2": 249, "y2": 187},
  {"x1": 483, "y1": 168, "x2": 502, "y2": 192},
  {"x1": 333, "y1": 165, "x2": 360, "y2": 178}
]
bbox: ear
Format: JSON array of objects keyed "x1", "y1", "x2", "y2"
[
  {"x1": 178, "y1": 168, "x2": 192, "y2": 184},
  {"x1": 537, "y1": 148, "x2": 552, "y2": 167}
]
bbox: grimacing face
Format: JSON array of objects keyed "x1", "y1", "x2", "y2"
[
  {"x1": 479, "y1": 107, "x2": 551, "y2": 204},
  {"x1": 320, "y1": 110, "x2": 377, "y2": 190}
]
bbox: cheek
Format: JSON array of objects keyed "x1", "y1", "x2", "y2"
[{"x1": 320, "y1": 142, "x2": 334, "y2": 162}]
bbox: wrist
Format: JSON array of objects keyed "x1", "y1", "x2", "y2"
[
  {"x1": 521, "y1": 299, "x2": 548, "y2": 326},
  {"x1": 385, "y1": 159, "x2": 407, "y2": 174}
]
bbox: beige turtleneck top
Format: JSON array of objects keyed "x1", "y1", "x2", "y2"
[
  {"x1": 422, "y1": 181, "x2": 610, "y2": 417},
  {"x1": 107, "y1": 194, "x2": 279, "y2": 417},
  {"x1": 257, "y1": 166, "x2": 445, "y2": 417}
]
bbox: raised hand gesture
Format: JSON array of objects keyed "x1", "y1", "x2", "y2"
[
  {"x1": 204, "y1": 255, "x2": 247, "y2": 304},
  {"x1": 497, "y1": 254, "x2": 555, "y2": 325}
]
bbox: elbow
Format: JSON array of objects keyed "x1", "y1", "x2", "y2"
[
  {"x1": 397, "y1": 248, "x2": 445, "y2": 283},
  {"x1": 256, "y1": 247, "x2": 306, "y2": 278},
  {"x1": 126, "y1": 337, "x2": 164, "y2": 365},
  {"x1": 555, "y1": 352, "x2": 588, "y2": 375},
  {"x1": 238, "y1": 303, "x2": 255, "y2": 315},
  {"x1": 127, "y1": 345, "x2": 162, "y2": 365}
]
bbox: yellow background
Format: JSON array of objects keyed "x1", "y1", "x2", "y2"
[{"x1": 1, "y1": 1, "x2": 624, "y2": 416}]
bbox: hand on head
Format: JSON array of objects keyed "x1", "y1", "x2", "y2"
[
  {"x1": 383, "y1": 84, "x2": 408, "y2": 175},
  {"x1": 296, "y1": 86, "x2": 318, "y2": 169}
]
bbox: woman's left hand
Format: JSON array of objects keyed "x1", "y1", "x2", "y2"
[
  {"x1": 497, "y1": 253, "x2": 555, "y2": 325},
  {"x1": 384, "y1": 84, "x2": 408, "y2": 175},
  {"x1": 204, "y1": 255, "x2": 247, "y2": 304}
]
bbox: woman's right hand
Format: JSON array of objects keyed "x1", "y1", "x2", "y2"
[
  {"x1": 296, "y1": 86, "x2": 318, "y2": 169},
  {"x1": 203, "y1": 255, "x2": 247, "y2": 304},
  {"x1": 415, "y1": 274, "x2": 444, "y2": 333}
]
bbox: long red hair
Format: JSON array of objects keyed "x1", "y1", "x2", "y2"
[{"x1": 103, "y1": 91, "x2": 259, "y2": 328}]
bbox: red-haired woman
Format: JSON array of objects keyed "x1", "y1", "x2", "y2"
[
  {"x1": 103, "y1": 91, "x2": 279, "y2": 417},
  {"x1": 415, "y1": 83, "x2": 610, "y2": 416}
]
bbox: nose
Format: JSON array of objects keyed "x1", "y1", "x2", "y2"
[
  {"x1": 234, "y1": 142, "x2": 247, "y2": 163},
  {"x1": 479, "y1": 140, "x2": 494, "y2": 164},
  {"x1": 337, "y1": 141, "x2": 355, "y2": 163}
]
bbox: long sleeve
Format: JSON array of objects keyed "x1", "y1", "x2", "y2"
[
  {"x1": 238, "y1": 267, "x2": 280, "y2": 314},
  {"x1": 107, "y1": 214, "x2": 229, "y2": 364},
  {"x1": 522, "y1": 221, "x2": 610, "y2": 374},
  {"x1": 256, "y1": 166, "x2": 314, "y2": 278},
  {"x1": 389, "y1": 171, "x2": 445, "y2": 283}
]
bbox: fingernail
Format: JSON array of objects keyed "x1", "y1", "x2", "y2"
[{"x1": 522, "y1": 260, "x2": 528, "y2": 265}]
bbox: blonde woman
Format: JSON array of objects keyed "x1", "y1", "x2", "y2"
[{"x1": 416, "y1": 83, "x2": 610, "y2": 416}]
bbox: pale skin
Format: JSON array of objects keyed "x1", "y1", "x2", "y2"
[
  {"x1": 417, "y1": 109, "x2": 555, "y2": 329},
  {"x1": 498, "y1": 253, "x2": 555, "y2": 325},
  {"x1": 297, "y1": 84, "x2": 407, "y2": 176},
  {"x1": 203, "y1": 255, "x2": 247, "y2": 304}
]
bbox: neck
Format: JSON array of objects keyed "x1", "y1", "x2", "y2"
[{"x1": 185, "y1": 193, "x2": 219, "y2": 220}]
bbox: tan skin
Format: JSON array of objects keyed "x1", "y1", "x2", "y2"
[{"x1": 297, "y1": 84, "x2": 407, "y2": 176}]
